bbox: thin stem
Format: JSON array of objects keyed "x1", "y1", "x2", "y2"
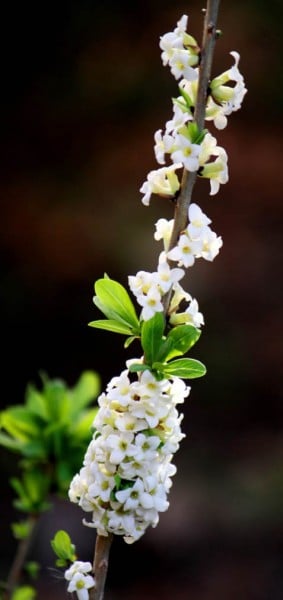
[
  {"x1": 4, "y1": 515, "x2": 39, "y2": 599},
  {"x1": 163, "y1": 0, "x2": 220, "y2": 313},
  {"x1": 89, "y1": 534, "x2": 113, "y2": 600}
]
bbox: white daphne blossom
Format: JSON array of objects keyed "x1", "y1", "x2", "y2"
[
  {"x1": 128, "y1": 253, "x2": 184, "y2": 321},
  {"x1": 140, "y1": 163, "x2": 182, "y2": 206},
  {"x1": 170, "y1": 297, "x2": 204, "y2": 328},
  {"x1": 154, "y1": 218, "x2": 174, "y2": 251},
  {"x1": 171, "y1": 134, "x2": 201, "y2": 172},
  {"x1": 65, "y1": 562, "x2": 95, "y2": 600},
  {"x1": 159, "y1": 14, "x2": 199, "y2": 80},
  {"x1": 198, "y1": 133, "x2": 229, "y2": 195},
  {"x1": 165, "y1": 103, "x2": 192, "y2": 135},
  {"x1": 210, "y1": 51, "x2": 247, "y2": 117},
  {"x1": 69, "y1": 364, "x2": 188, "y2": 544}
]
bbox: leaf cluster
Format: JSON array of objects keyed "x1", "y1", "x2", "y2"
[
  {"x1": 89, "y1": 277, "x2": 206, "y2": 381},
  {"x1": 50, "y1": 530, "x2": 76, "y2": 568},
  {"x1": 0, "y1": 371, "x2": 100, "y2": 513}
]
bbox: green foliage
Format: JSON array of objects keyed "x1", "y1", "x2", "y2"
[
  {"x1": 24, "y1": 562, "x2": 40, "y2": 581},
  {"x1": 0, "y1": 371, "x2": 100, "y2": 510},
  {"x1": 11, "y1": 520, "x2": 33, "y2": 541},
  {"x1": 51, "y1": 530, "x2": 76, "y2": 567},
  {"x1": 11, "y1": 586, "x2": 36, "y2": 600},
  {"x1": 11, "y1": 471, "x2": 51, "y2": 513},
  {"x1": 92, "y1": 277, "x2": 140, "y2": 336},
  {"x1": 129, "y1": 313, "x2": 206, "y2": 381},
  {"x1": 89, "y1": 278, "x2": 206, "y2": 382},
  {"x1": 153, "y1": 358, "x2": 206, "y2": 378}
]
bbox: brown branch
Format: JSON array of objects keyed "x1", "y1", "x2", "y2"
[
  {"x1": 89, "y1": 534, "x2": 113, "y2": 600},
  {"x1": 163, "y1": 0, "x2": 220, "y2": 313},
  {"x1": 4, "y1": 515, "x2": 39, "y2": 599}
]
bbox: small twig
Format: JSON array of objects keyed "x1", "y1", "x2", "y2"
[
  {"x1": 89, "y1": 534, "x2": 113, "y2": 600},
  {"x1": 4, "y1": 514, "x2": 39, "y2": 599},
  {"x1": 163, "y1": 0, "x2": 220, "y2": 313}
]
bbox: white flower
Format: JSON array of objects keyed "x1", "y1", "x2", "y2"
[
  {"x1": 154, "y1": 129, "x2": 175, "y2": 164},
  {"x1": 140, "y1": 475, "x2": 169, "y2": 511},
  {"x1": 116, "y1": 478, "x2": 145, "y2": 510},
  {"x1": 169, "y1": 48, "x2": 198, "y2": 81},
  {"x1": 65, "y1": 562, "x2": 95, "y2": 600},
  {"x1": 171, "y1": 134, "x2": 200, "y2": 171},
  {"x1": 200, "y1": 147, "x2": 228, "y2": 195},
  {"x1": 106, "y1": 431, "x2": 134, "y2": 464},
  {"x1": 165, "y1": 103, "x2": 192, "y2": 135},
  {"x1": 210, "y1": 51, "x2": 247, "y2": 115},
  {"x1": 198, "y1": 135, "x2": 228, "y2": 195},
  {"x1": 155, "y1": 252, "x2": 184, "y2": 293},
  {"x1": 185, "y1": 298, "x2": 204, "y2": 327},
  {"x1": 187, "y1": 203, "x2": 211, "y2": 239},
  {"x1": 140, "y1": 164, "x2": 182, "y2": 206},
  {"x1": 169, "y1": 297, "x2": 204, "y2": 328},
  {"x1": 169, "y1": 282, "x2": 192, "y2": 313},
  {"x1": 154, "y1": 218, "x2": 174, "y2": 251},
  {"x1": 198, "y1": 226, "x2": 223, "y2": 261},
  {"x1": 137, "y1": 285, "x2": 164, "y2": 321},
  {"x1": 167, "y1": 233, "x2": 200, "y2": 268},
  {"x1": 159, "y1": 14, "x2": 190, "y2": 66},
  {"x1": 88, "y1": 470, "x2": 115, "y2": 503},
  {"x1": 128, "y1": 270, "x2": 154, "y2": 297}
]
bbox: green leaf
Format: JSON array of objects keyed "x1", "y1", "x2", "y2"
[
  {"x1": 88, "y1": 319, "x2": 134, "y2": 336},
  {"x1": 25, "y1": 561, "x2": 40, "y2": 580},
  {"x1": 51, "y1": 530, "x2": 76, "y2": 562},
  {"x1": 11, "y1": 520, "x2": 33, "y2": 540},
  {"x1": 178, "y1": 86, "x2": 194, "y2": 110},
  {"x1": 124, "y1": 335, "x2": 138, "y2": 348},
  {"x1": 70, "y1": 408, "x2": 98, "y2": 439},
  {"x1": 70, "y1": 371, "x2": 100, "y2": 414},
  {"x1": 94, "y1": 278, "x2": 140, "y2": 332},
  {"x1": 1, "y1": 407, "x2": 41, "y2": 442},
  {"x1": 164, "y1": 325, "x2": 201, "y2": 360},
  {"x1": 11, "y1": 470, "x2": 51, "y2": 513},
  {"x1": 128, "y1": 363, "x2": 151, "y2": 374},
  {"x1": 153, "y1": 358, "x2": 206, "y2": 379},
  {"x1": 0, "y1": 431, "x2": 24, "y2": 452},
  {"x1": 11, "y1": 586, "x2": 36, "y2": 600},
  {"x1": 141, "y1": 313, "x2": 165, "y2": 365},
  {"x1": 25, "y1": 385, "x2": 49, "y2": 421}
]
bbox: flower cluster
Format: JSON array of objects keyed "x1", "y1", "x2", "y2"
[
  {"x1": 64, "y1": 561, "x2": 95, "y2": 600},
  {"x1": 140, "y1": 15, "x2": 246, "y2": 205},
  {"x1": 69, "y1": 366, "x2": 188, "y2": 543},
  {"x1": 128, "y1": 201, "x2": 221, "y2": 323},
  {"x1": 68, "y1": 12, "x2": 246, "y2": 561}
]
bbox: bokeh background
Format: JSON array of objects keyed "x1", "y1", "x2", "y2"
[{"x1": 1, "y1": 0, "x2": 283, "y2": 598}]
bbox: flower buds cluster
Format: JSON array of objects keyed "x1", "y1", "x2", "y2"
[
  {"x1": 129, "y1": 201, "x2": 221, "y2": 323},
  {"x1": 69, "y1": 366, "x2": 188, "y2": 543},
  {"x1": 140, "y1": 14, "x2": 246, "y2": 205}
]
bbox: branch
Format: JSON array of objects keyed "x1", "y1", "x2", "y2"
[
  {"x1": 89, "y1": 534, "x2": 113, "y2": 600},
  {"x1": 4, "y1": 515, "x2": 38, "y2": 599},
  {"x1": 163, "y1": 0, "x2": 221, "y2": 318}
]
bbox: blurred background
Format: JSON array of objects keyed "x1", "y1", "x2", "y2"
[{"x1": 1, "y1": 0, "x2": 282, "y2": 598}]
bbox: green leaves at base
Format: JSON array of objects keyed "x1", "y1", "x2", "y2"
[
  {"x1": 153, "y1": 358, "x2": 206, "y2": 379},
  {"x1": 129, "y1": 313, "x2": 206, "y2": 381},
  {"x1": 91, "y1": 277, "x2": 140, "y2": 337},
  {"x1": 51, "y1": 530, "x2": 76, "y2": 567}
]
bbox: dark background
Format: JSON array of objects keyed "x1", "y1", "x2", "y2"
[{"x1": 1, "y1": 1, "x2": 283, "y2": 598}]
